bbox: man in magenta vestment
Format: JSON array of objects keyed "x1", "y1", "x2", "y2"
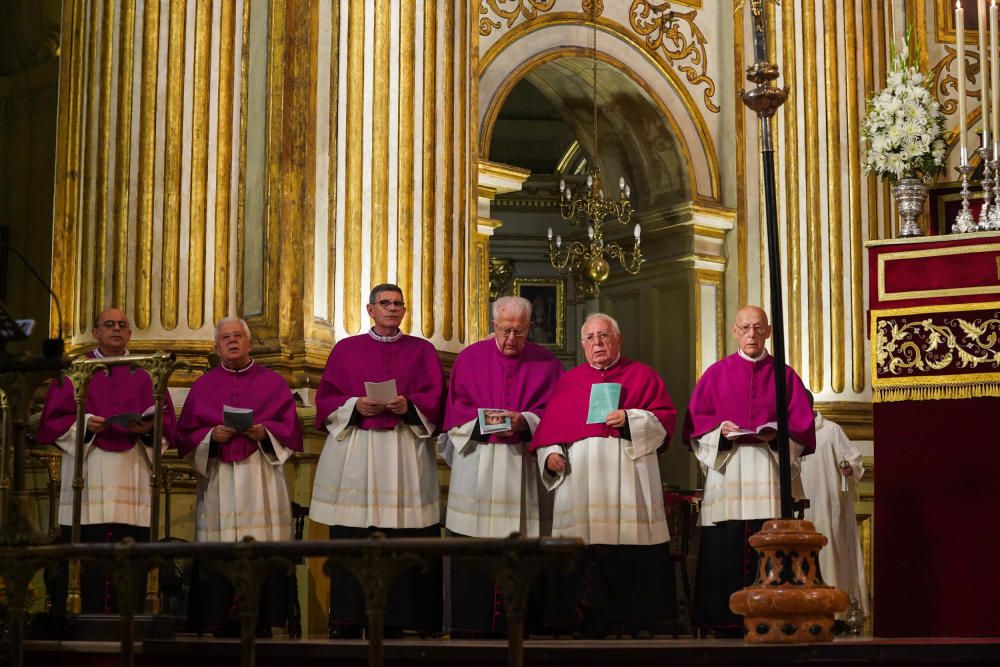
[
  {"x1": 683, "y1": 305, "x2": 815, "y2": 637},
  {"x1": 177, "y1": 317, "x2": 303, "y2": 636},
  {"x1": 309, "y1": 283, "x2": 445, "y2": 638},
  {"x1": 439, "y1": 295, "x2": 563, "y2": 637},
  {"x1": 530, "y1": 313, "x2": 677, "y2": 639},
  {"x1": 36, "y1": 307, "x2": 176, "y2": 614}
]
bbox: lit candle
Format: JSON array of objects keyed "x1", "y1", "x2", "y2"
[
  {"x1": 565, "y1": 188, "x2": 572, "y2": 200},
  {"x1": 624, "y1": 184, "x2": 631, "y2": 198},
  {"x1": 634, "y1": 223, "x2": 641, "y2": 241},
  {"x1": 588, "y1": 225, "x2": 594, "y2": 240},
  {"x1": 958, "y1": 1, "x2": 969, "y2": 164},
  {"x1": 547, "y1": 227, "x2": 553, "y2": 240},
  {"x1": 980, "y1": 0, "x2": 991, "y2": 150},
  {"x1": 556, "y1": 235, "x2": 562, "y2": 248},
  {"x1": 992, "y1": 0, "x2": 999, "y2": 157},
  {"x1": 559, "y1": 179, "x2": 566, "y2": 192},
  {"x1": 618, "y1": 176, "x2": 625, "y2": 191},
  {"x1": 586, "y1": 174, "x2": 593, "y2": 188}
]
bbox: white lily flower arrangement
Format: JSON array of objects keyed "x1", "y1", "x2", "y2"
[{"x1": 863, "y1": 30, "x2": 946, "y2": 182}]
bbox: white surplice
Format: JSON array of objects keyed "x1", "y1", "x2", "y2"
[
  {"x1": 54, "y1": 418, "x2": 168, "y2": 527},
  {"x1": 691, "y1": 421, "x2": 806, "y2": 527},
  {"x1": 310, "y1": 397, "x2": 439, "y2": 529},
  {"x1": 439, "y1": 412, "x2": 547, "y2": 538},
  {"x1": 186, "y1": 428, "x2": 295, "y2": 542},
  {"x1": 800, "y1": 413, "x2": 869, "y2": 616},
  {"x1": 535, "y1": 409, "x2": 669, "y2": 546}
]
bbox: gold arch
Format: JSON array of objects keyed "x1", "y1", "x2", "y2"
[{"x1": 478, "y1": 13, "x2": 720, "y2": 202}]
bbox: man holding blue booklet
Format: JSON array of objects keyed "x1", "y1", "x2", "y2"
[
  {"x1": 531, "y1": 313, "x2": 677, "y2": 639},
  {"x1": 440, "y1": 295, "x2": 563, "y2": 637}
]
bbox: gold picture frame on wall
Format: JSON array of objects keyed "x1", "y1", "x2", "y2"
[{"x1": 513, "y1": 277, "x2": 566, "y2": 351}]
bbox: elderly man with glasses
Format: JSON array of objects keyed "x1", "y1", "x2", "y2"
[
  {"x1": 310, "y1": 283, "x2": 445, "y2": 639},
  {"x1": 682, "y1": 305, "x2": 815, "y2": 638},
  {"x1": 438, "y1": 295, "x2": 563, "y2": 637},
  {"x1": 531, "y1": 313, "x2": 677, "y2": 640},
  {"x1": 176, "y1": 317, "x2": 303, "y2": 637},
  {"x1": 37, "y1": 307, "x2": 176, "y2": 614}
]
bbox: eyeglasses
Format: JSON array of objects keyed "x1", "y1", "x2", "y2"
[
  {"x1": 100, "y1": 320, "x2": 130, "y2": 330},
  {"x1": 376, "y1": 300, "x2": 405, "y2": 309},
  {"x1": 736, "y1": 324, "x2": 768, "y2": 336},
  {"x1": 582, "y1": 331, "x2": 613, "y2": 344},
  {"x1": 497, "y1": 327, "x2": 529, "y2": 338}
]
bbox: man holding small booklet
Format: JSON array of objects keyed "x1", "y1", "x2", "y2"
[
  {"x1": 439, "y1": 295, "x2": 563, "y2": 637},
  {"x1": 531, "y1": 313, "x2": 677, "y2": 639},
  {"x1": 682, "y1": 305, "x2": 815, "y2": 637},
  {"x1": 310, "y1": 283, "x2": 445, "y2": 638},
  {"x1": 37, "y1": 307, "x2": 176, "y2": 613},
  {"x1": 177, "y1": 317, "x2": 303, "y2": 636}
]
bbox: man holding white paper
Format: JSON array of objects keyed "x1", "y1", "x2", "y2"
[
  {"x1": 310, "y1": 283, "x2": 445, "y2": 638},
  {"x1": 176, "y1": 317, "x2": 303, "y2": 636},
  {"x1": 682, "y1": 305, "x2": 815, "y2": 637},
  {"x1": 530, "y1": 313, "x2": 677, "y2": 639},
  {"x1": 37, "y1": 307, "x2": 176, "y2": 613},
  {"x1": 439, "y1": 295, "x2": 563, "y2": 637}
]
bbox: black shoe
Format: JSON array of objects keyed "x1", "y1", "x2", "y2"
[
  {"x1": 631, "y1": 628, "x2": 654, "y2": 640},
  {"x1": 328, "y1": 625, "x2": 363, "y2": 639}
]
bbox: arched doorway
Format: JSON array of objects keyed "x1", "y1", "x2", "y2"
[{"x1": 478, "y1": 21, "x2": 732, "y2": 488}]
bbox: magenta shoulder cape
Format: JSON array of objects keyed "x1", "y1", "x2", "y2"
[
  {"x1": 529, "y1": 357, "x2": 676, "y2": 452},
  {"x1": 176, "y1": 362, "x2": 303, "y2": 462},
  {"x1": 315, "y1": 333, "x2": 445, "y2": 431},
  {"x1": 36, "y1": 351, "x2": 177, "y2": 452},
  {"x1": 681, "y1": 352, "x2": 816, "y2": 454},
  {"x1": 442, "y1": 339, "x2": 563, "y2": 444}
]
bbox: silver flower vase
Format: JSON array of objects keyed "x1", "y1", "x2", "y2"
[{"x1": 890, "y1": 177, "x2": 927, "y2": 237}]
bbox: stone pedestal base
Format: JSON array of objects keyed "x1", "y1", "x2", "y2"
[{"x1": 729, "y1": 519, "x2": 848, "y2": 643}]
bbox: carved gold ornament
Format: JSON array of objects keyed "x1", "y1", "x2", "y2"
[
  {"x1": 930, "y1": 45, "x2": 981, "y2": 117},
  {"x1": 479, "y1": 0, "x2": 556, "y2": 36},
  {"x1": 628, "y1": 1, "x2": 719, "y2": 112}
]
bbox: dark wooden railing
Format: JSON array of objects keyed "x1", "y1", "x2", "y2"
[{"x1": 0, "y1": 534, "x2": 583, "y2": 667}]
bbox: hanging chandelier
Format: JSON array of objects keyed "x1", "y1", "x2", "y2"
[{"x1": 546, "y1": 7, "x2": 643, "y2": 293}]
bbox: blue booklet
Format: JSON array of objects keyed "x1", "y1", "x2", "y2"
[{"x1": 586, "y1": 382, "x2": 622, "y2": 424}]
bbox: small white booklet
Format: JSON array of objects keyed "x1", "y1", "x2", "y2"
[
  {"x1": 365, "y1": 379, "x2": 398, "y2": 403},
  {"x1": 223, "y1": 405, "x2": 254, "y2": 431},
  {"x1": 725, "y1": 421, "x2": 778, "y2": 440},
  {"x1": 107, "y1": 405, "x2": 156, "y2": 428},
  {"x1": 478, "y1": 408, "x2": 511, "y2": 434}
]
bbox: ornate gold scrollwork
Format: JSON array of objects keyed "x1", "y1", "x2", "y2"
[
  {"x1": 479, "y1": 0, "x2": 556, "y2": 36},
  {"x1": 930, "y1": 46, "x2": 982, "y2": 117},
  {"x1": 628, "y1": 1, "x2": 720, "y2": 113},
  {"x1": 875, "y1": 314, "x2": 1000, "y2": 376}
]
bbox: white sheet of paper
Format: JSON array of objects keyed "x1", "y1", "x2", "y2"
[{"x1": 365, "y1": 379, "x2": 398, "y2": 403}]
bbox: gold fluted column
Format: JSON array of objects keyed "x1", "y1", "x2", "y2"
[
  {"x1": 420, "y1": 2, "x2": 437, "y2": 339},
  {"x1": 52, "y1": 0, "x2": 479, "y2": 386}
]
